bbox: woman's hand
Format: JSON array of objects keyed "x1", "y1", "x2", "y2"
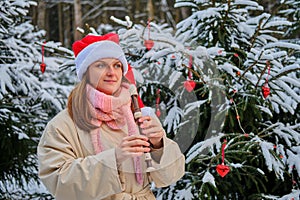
[
  {"x1": 139, "y1": 116, "x2": 165, "y2": 149},
  {"x1": 115, "y1": 135, "x2": 150, "y2": 164}
]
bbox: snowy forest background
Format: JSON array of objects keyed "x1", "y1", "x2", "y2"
[{"x1": 0, "y1": 0, "x2": 299, "y2": 199}]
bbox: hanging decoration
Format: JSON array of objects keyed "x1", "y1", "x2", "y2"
[
  {"x1": 184, "y1": 50, "x2": 196, "y2": 92},
  {"x1": 155, "y1": 89, "x2": 161, "y2": 117},
  {"x1": 184, "y1": 80, "x2": 196, "y2": 92},
  {"x1": 40, "y1": 41, "x2": 46, "y2": 73},
  {"x1": 262, "y1": 61, "x2": 271, "y2": 98},
  {"x1": 216, "y1": 139, "x2": 230, "y2": 178},
  {"x1": 144, "y1": 19, "x2": 154, "y2": 50}
]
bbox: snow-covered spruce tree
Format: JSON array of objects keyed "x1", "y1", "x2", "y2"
[
  {"x1": 277, "y1": 0, "x2": 300, "y2": 39},
  {"x1": 108, "y1": 16, "x2": 223, "y2": 197},
  {"x1": 150, "y1": 0, "x2": 300, "y2": 199},
  {"x1": 109, "y1": 16, "x2": 216, "y2": 154},
  {"x1": 0, "y1": 0, "x2": 74, "y2": 199}
]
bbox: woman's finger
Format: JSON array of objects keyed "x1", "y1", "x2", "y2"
[
  {"x1": 141, "y1": 126, "x2": 163, "y2": 135},
  {"x1": 121, "y1": 135, "x2": 150, "y2": 148},
  {"x1": 127, "y1": 146, "x2": 150, "y2": 153}
]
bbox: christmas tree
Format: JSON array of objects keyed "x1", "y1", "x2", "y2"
[{"x1": 111, "y1": 0, "x2": 300, "y2": 198}]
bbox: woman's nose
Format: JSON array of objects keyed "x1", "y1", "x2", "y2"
[{"x1": 106, "y1": 65, "x2": 115, "y2": 75}]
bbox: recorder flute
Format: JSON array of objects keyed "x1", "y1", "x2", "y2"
[{"x1": 129, "y1": 85, "x2": 154, "y2": 171}]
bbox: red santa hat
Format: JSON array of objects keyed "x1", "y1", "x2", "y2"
[{"x1": 72, "y1": 33, "x2": 128, "y2": 80}]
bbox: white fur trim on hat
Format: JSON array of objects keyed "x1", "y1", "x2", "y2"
[{"x1": 75, "y1": 40, "x2": 128, "y2": 80}]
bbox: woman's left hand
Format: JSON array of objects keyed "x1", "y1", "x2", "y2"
[{"x1": 138, "y1": 116, "x2": 165, "y2": 149}]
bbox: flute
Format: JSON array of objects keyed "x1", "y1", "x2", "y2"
[{"x1": 129, "y1": 84, "x2": 155, "y2": 172}]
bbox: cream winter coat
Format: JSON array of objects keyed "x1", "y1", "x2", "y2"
[{"x1": 38, "y1": 109, "x2": 185, "y2": 200}]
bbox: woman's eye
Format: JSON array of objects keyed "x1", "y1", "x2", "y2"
[
  {"x1": 97, "y1": 63, "x2": 107, "y2": 68},
  {"x1": 114, "y1": 63, "x2": 122, "y2": 68}
]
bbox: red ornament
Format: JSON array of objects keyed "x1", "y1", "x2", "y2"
[
  {"x1": 40, "y1": 41, "x2": 46, "y2": 73},
  {"x1": 184, "y1": 80, "x2": 196, "y2": 92},
  {"x1": 144, "y1": 40, "x2": 154, "y2": 50},
  {"x1": 40, "y1": 63, "x2": 46, "y2": 73},
  {"x1": 216, "y1": 140, "x2": 230, "y2": 178},
  {"x1": 262, "y1": 61, "x2": 271, "y2": 98},
  {"x1": 216, "y1": 164, "x2": 230, "y2": 178},
  {"x1": 156, "y1": 108, "x2": 161, "y2": 117},
  {"x1": 262, "y1": 83, "x2": 270, "y2": 98}
]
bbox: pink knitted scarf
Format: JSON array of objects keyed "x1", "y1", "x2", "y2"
[{"x1": 86, "y1": 83, "x2": 143, "y2": 185}]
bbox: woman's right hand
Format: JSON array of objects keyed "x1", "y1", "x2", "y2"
[{"x1": 115, "y1": 135, "x2": 151, "y2": 164}]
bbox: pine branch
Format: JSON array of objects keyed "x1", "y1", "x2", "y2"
[
  {"x1": 255, "y1": 62, "x2": 269, "y2": 87},
  {"x1": 238, "y1": 51, "x2": 263, "y2": 83},
  {"x1": 269, "y1": 67, "x2": 300, "y2": 82},
  {"x1": 249, "y1": 17, "x2": 265, "y2": 50}
]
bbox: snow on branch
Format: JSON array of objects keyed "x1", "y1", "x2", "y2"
[{"x1": 186, "y1": 134, "x2": 224, "y2": 163}]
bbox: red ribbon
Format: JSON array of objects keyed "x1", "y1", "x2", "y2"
[
  {"x1": 156, "y1": 89, "x2": 161, "y2": 117},
  {"x1": 40, "y1": 41, "x2": 46, "y2": 73},
  {"x1": 144, "y1": 19, "x2": 154, "y2": 50},
  {"x1": 188, "y1": 55, "x2": 193, "y2": 79},
  {"x1": 221, "y1": 139, "x2": 226, "y2": 164},
  {"x1": 266, "y1": 61, "x2": 271, "y2": 83},
  {"x1": 147, "y1": 19, "x2": 151, "y2": 40},
  {"x1": 41, "y1": 42, "x2": 45, "y2": 63}
]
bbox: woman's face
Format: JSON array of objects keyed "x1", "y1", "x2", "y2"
[{"x1": 87, "y1": 58, "x2": 123, "y2": 95}]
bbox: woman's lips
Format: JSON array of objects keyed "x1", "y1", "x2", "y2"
[{"x1": 104, "y1": 80, "x2": 116, "y2": 83}]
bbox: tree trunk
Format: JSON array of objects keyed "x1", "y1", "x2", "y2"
[
  {"x1": 135, "y1": 0, "x2": 141, "y2": 23},
  {"x1": 160, "y1": 0, "x2": 165, "y2": 22},
  {"x1": 37, "y1": 1, "x2": 47, "y2": 32},
  {"x1": 180, "y1": 7, "x2": 191, "y2": 20},
  {"x1": 74, "y1": 0, "x2": 83, "y2": 41},
  {"x1": 147, "y1": 0, "x2": 154, "y2": 21},
  {"x1": 175, "y1": 7, "x2": 181, "y2": 23},
  {"x1": 58, "y1": 3, "x2": 64, "y2": 45},
  {"x1": 65, "y1": 5, "x2": 72, "y2": 48}
]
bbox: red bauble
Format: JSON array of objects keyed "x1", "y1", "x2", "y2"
[
  {"x1": 156, "y1": 108, "x2": 161, "y2": 117},
  {"x1": 184, "y1": 80, "x2": 196, "y2": 92},
  {"x1": 216, "y1": 164, "x2": 230, "y2": 178},
  {"x1": 262, "y1": 84, "x2": 270, "y2": 98},
  {"x1": 144, "y1": 40, "x2": 154, "y2": 50},
  {"x1": 40, "y1": 63, "x2": 46, "y2": 73}
]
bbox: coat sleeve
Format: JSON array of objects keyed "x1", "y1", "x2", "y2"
[
  {"x1": 37, "y1": 120, "x2": 123, "y2": 200},
  {"x1": 149, "y1": 136, "x2": 185, "y2": 188}
]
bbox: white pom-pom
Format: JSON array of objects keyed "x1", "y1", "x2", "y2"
[{"x1": 129, "y1": 84, "x2": 138, "y2": 96}]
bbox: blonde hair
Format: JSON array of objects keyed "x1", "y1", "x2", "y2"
[{"x1": 67, "y1": 74, "x2": 97, "y2": 131}]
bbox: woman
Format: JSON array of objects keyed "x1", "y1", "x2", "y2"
[{"x1": 38, "y1": 33, "x2": 185, "y2": 200}]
